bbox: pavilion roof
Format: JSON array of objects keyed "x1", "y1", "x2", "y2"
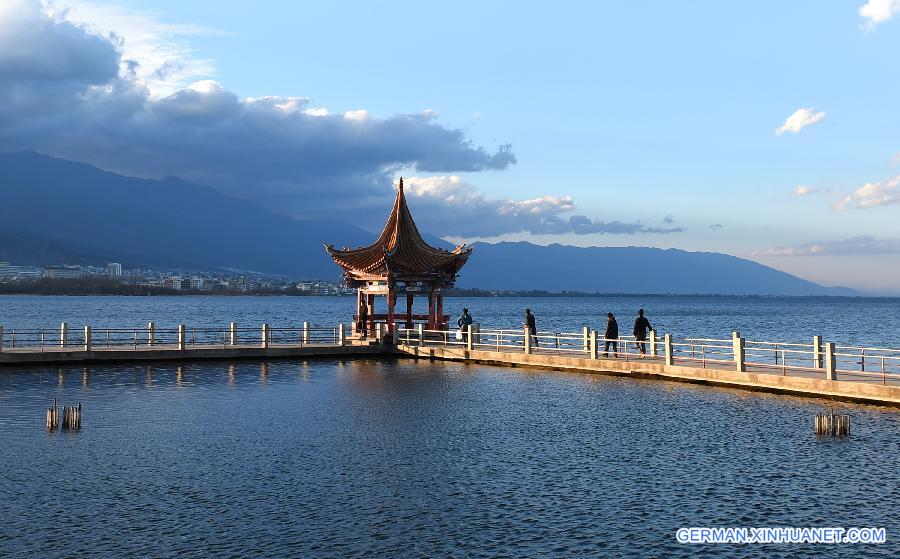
[{"x1": 324, "y1": 178, "x2": 472, "y2": 282}]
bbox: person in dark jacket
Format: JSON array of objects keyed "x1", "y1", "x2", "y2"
[
  {"x1": 359, "y1": 300, "x2": 369, "y2": 337},
  {"x1": 604, "y1": 312, "x2": 619, "y2": 357},
  {"x1": 524, "y1": 308, "x2": 539, "y2": 348},
  {"x1": 632, "y1": 309, "x2": 653, "y2": 355},
  {"x1": 457, "y1": 308, "x2": 473, "y2": 343}
]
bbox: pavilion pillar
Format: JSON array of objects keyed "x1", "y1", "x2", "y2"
[
  {"x1": 367, "y1": 294, "x2": 375, "y2": 333},
  {"x1": 356, "y1": 288, "x2": 363, "y2": 333},
  {"x1": 406, "y1": 293, "x2": 414, "y2": 329},
  {"x1": 427, "y1": 289, "x2": 436, "y2": 330},
  {"x1": 386, "y1": 282, "x2": 396, "y2": 339},
  {"x1": 436, "y1": 291, "x2": 444, "y2": 330}
]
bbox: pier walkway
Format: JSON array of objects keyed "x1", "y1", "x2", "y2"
[{"x1": 2, "y1": 322, "x2": 900, "y2": 406}]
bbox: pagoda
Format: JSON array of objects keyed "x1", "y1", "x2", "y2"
[{"x1": 325, "y1": 178, "x2": 472, "y2": 339}]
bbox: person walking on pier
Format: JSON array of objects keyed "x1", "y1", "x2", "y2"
[
  {"x1": 457, "y1": 308, "x2": 473, "y2": 343},
  {"x1": 524, "y1": 308, "x2": 539, "y2": 348},
  {"x1": 604, "y1": 312, "x2": 619, "y2": 357},
  {"x1": 632, "y1": 309, "x2": 653, "y2": 356}
]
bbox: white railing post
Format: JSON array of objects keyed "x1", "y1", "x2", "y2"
[
  {"x1": 813, "y1": 335, "x2": 823, "y2": 369},
  {"x1": 147, "y1": 321, "x2": 155, "y2": 347},
  {"x1": 473, "y1": 323, "x2": 480, "y2": 346},
  {"x1": 590, "y1": 330, "x2": 598, "y2": 359},
  {"x1": 733, "y1": 332, "x2": 746, "y2": 372},
  {"x1": 302, "y1": 321, "x2": 310, "y2": 344},
  {"x1": 376, "y1": 323, "x2": 384, "y2": 343},
  {"x1": 178, "y1": 325, "x2": 186, "y2": 350},
  {"x1": 582, "y1": 326, "x2": 589, "y2": 353},
  {"x1": 229, "y1": 322, "x2": 237, "y2": 346},
  {"x1": 60, "y1": 322, "x2": 68, "y2": 348},
  {"x1": 467, "y1": 324, "x2": 474, "y2": 351},
  {"x1": 417, "y1": 323, "x2": 424, "y2": 346},
  {"x1": 649, "y1": 330, "x2": 657, "y2": 356},
  {"x1": 262, "y1": 323, "x2": 269, "y2": 348},
  {"x1": 825, "y1": 342, "x2": 836, "y2": 380},
  {"x1": 339, "y1": 323, "x2": 346, "y2": 346},
  {"x1": 524, "y1": 327, "x2": 532, "y2": 355},
  {"x1": 84, "y1": 325, "x2": 91, "y2": 352},
  {"x1": 664, "y1": 334, "x2": 673, "y2": 366}
]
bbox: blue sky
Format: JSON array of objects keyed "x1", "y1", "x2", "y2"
[{"x1": 3, "y1": 1, "x2": 900, "y2": 291}]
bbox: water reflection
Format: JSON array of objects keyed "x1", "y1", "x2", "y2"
[{"x1": 0, "y1": 358, "x2": 897, "y2": 558}]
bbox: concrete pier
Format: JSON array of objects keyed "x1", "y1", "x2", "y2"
[{"x1": 396, "y1": 344, "x2": 900, "y2": 407}]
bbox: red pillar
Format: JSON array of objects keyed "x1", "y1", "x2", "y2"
[
  {"x1": 405, "y1": 293, "x2": 414, "y2": 329},
  {"x1": 355, "y1": 288, "x2": 363, "y2": 332},
  {"x1": 427, "y1": 289, "x2": 435, "y2": 330},
  {"x1": 386, "y1": 282, "x2": 396, "y2": 338}
]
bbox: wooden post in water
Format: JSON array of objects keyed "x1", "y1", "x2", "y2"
[
  {"x1": 524, "y1": 326, "x2": 532, "y2": 355},
  {"x1": 46, "y1": 398, "x2": 58, "y2": 431},
  {"x1": 147, "y1": 321, "x2": 155, "y2": 347},
  {"x1": 230, "y1": 322, "x2": 237, "y2": 346},
  {"x1": 60, "y1": 322, "x2": 68, "y2": 348},
  {"x1": 733, "y1": 331, "x2": 746, "y2": 372},
  {"x1": 813, "y1": 335, "x2": 823, "y2": 369},
  {"x1": 664, "y1": 334, "x2": 673, "y2": 366},
  {"x1": 825, "y1": 342, "x2": 836, "y2": 380},
  {"x1": 649, "y1": 330, "x2": 657, "y2": 357},
  {"x1": 262, "y1": 323, "x2": 270, "y2": 349},
  {"x1": 83, "y1": 325, "x2": 91, "y2": 352},
  {"x1": 590, "y1": 330, "x2": 598, "y2": 360},
  {"x1": 178, "y1": 325, "x2": 186, "y2": 350}
]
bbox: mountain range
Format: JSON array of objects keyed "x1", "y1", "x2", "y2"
[{"x1": 0, "y1": 151, "x2": 855, "y2": 295}]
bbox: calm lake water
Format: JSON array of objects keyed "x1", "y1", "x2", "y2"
[
  {"x1": 0, "y1": 296, "x2": 898, "y2": 557},
  {"x1": 1, "y1": 294, "x2": 899, "y2": 346}
]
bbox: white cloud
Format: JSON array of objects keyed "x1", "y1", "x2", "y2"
[
  {"x1": 48, "y1": 0, "x2": 224, "y2": 97},
  {"x1": 891, "y1": 151, "x2": 900, "y2": 164},
  {"x1": 775, "y1": 108, "x2": 826, "y2": 136},
  {"x1": 859, "y1": 0, "x2": 900, "y2": 29},
  {"x1": 343, "y1": 109, "x2": 370, "y2": 123},
  {"x1": 754, "y1": 236, "x2": 900, "y2": 257},
  {"x1": 401, "y1": 176, "x2": 683, "y2": 237},
  {"x1": 302, "y1": 107, "x2": 329, "y2": 117},
  {"x1": 793, "y1": 185, "x2": 818, "y2": 196},
  {"x1": 834, "y1": 175, "x2": 900, "y2": 210}
]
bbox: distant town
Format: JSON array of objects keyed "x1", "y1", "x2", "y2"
[{"x1": 0, "y1": 260, "x2": 355, "y2": 296}]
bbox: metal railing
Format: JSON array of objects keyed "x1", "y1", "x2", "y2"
[
  {"x1": 0, "y1": 322, "x2": 346, "y2": 352},
  {"x1": 396, "y1": 325, "x2": 900, "y2": 387}
]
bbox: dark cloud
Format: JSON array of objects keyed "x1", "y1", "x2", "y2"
[{"x1": 0, "y1": 1, "x2": 516, "y2": 225}]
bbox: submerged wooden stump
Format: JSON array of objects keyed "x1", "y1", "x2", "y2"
[{"x1": 815, "y1": 411, "x2": 850, "y2": 437}]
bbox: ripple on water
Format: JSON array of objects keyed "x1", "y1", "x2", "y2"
[{"x1": 0, "y1": 358, "x2": 897, "y2": 558}]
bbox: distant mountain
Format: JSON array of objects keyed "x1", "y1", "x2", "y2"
[
  {"x1": 455, "y1": 242, "x2": 856, "y2": 296},
  {"x1": 0, "y1": 151, "x2": 856, "y2": 294},
  {"x1": 0, "y1": 151, "x2": 373, "y2": 278}
]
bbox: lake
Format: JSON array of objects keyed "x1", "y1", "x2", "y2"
[{"x1": 0, "y1": 296, "x2": 898, "y2": 557}]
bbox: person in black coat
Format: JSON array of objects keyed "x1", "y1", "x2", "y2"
[
  {"x1": 632, "y1": 309, "x2": 653, "y2": 355},
  {"x1": 524, "y1": 308, "x2": 539, "y2": 348},
  {"x1": 604, "y1": 312, "x2": 619, "y2": 357}
]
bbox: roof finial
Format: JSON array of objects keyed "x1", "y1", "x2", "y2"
[{"x1": 399, "y1": 176, "x2": 404, "y2": 192}]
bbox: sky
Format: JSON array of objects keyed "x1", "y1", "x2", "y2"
[{"x1": 2, "y1": 0, "x2": 900, "y2": 292}]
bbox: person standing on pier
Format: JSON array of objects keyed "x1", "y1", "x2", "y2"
[
  {"x1": 457, "y1": 308, "x2": 473, "y2": 343},
  {"x1": 632, "y1": 309, "x2": 653, "y2": 356},
  {"x1": 359, "y1": 300, "x2": 369, "y2": 337},
  {"x1": 604, "y1": 313, "x2": 619, "y2": 357},
  {"x1": 524, "y1": 308, "x2": 539, "y2": 348}
]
